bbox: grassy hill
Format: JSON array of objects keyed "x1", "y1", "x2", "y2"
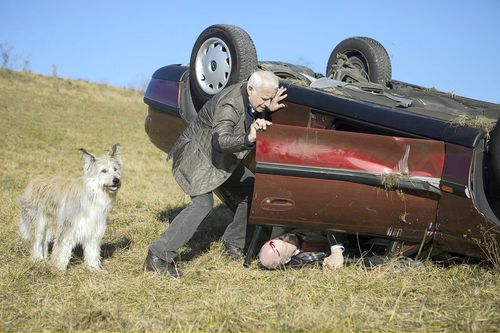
[{"x1": 0, "y1": 68, "x2": 498, "y2": 332}]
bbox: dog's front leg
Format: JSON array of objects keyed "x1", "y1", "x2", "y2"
[
  {"x1": 32, "y1": 215, "x2": 48, "y2": 261},
  {"x1": 83, "y1": 236, "x2": 104, "y2": 271},
  {"x1": 51, "y1": 238, "x2": 74, "y2": 271}
]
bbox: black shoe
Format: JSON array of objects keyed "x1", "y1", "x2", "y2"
[
  {"x1": 222, "y1": 242, "x2": 244, "y2": 259},
  {"x1": 144, "y1": 250, "x2": 180, "y2": 278}
]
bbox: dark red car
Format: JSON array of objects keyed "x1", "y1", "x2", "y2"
[{"x1": 143, "y1": 24, "x2": 500, "y2": 263}]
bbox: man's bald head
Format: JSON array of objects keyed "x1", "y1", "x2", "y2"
[
  {"x1": 247, "y1": 71, "x2": 280, "y2": 112},
  {"x1": 259, "y1": 239, "x2": 298, "y2": 269},
  {"x1": 248, "y1": 70, "x2": 279, "y2": 91}
]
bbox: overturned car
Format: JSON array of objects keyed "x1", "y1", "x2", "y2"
[{"x1": 144, "y1": 24, "x2": 500, "y2": 263}]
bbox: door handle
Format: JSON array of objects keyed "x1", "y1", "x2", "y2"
[{"x1": 261, "y1": 197, "x2": 295, "y2": 211}]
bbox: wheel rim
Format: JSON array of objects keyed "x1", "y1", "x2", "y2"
[
  {"x1": 346, "y1": 53, "x2": 369, "y2": 80},
  {"x1": 194, "y1": 37, "x2": 232, "y2": 95}
]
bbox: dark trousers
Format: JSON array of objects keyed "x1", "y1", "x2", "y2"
[{"x1": 149, "y1": 165, "x2": 254, "y2": 262}]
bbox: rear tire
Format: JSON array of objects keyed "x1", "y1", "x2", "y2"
[
  {"x1": 326, "y1": 37, "x2": 392, "y2": 85},
  {"x1": 189, "y1": 24, "x2": 258, "y2": 108}
]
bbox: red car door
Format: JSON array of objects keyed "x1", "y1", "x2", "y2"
[{"x1": 250, "y1": 124, "x2": 445, "y2": 242}]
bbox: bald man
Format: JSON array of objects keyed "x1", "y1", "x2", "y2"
[
  {"x1": 259, "y1": 232, "x2": 345, "y2": 269},
  {"x1": 145, "y1": 71, "x2": 287, "y2": 277}
]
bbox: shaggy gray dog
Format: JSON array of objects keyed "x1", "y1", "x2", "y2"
[{"x1": 20, "y1": 144, "x2": 122, "y2": 271}]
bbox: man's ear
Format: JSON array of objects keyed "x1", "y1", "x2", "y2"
[
  {"x1": 79, "y1": 148, "x2": 96, "y2": 170},
  {"x1": 110, "y1": 143, "x2": 122, "y2": 165},
  {"x1": 247, "y1": 85, "x2": 254, "y2": 96}
]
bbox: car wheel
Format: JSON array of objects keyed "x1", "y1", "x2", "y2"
[
  {"x1": 326, "y1": 37, "x2": 392, "y2": 85},
  {"x1": 189, "y1": 24, "x2": 258, "y2": 107}
]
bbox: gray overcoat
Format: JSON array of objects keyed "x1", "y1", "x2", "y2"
[{"x1": 169, "y1": 82, "x2": 252, "y2": 196}]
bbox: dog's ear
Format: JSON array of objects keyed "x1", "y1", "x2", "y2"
[
  {"x1": 110, "y1": 143, "x2": 122, "y2": 165},
  {"x1": 79, "y1": 148, "x2": 96, "y2": 169}
]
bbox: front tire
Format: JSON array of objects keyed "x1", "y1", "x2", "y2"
[{"x1": 189, "y1": 24, "x2": 258, "y2": 107}]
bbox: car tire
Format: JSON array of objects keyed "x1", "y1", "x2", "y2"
[
  {"x1": 189, "y1": 24, "x2": 258, "y2": 108},
  {"x1": 326, "y1": 37, "x2": 392, "y2": 85}
]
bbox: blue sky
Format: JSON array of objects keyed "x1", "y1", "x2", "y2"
[{"x1": 1, "y1": 1, "x2": 499, "y2": 103}]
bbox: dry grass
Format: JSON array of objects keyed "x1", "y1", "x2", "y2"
[
  {"x1": 380, "y1": 172, "x2": 410, "y2": 191},
  {"x1": 281, "y1": 77, "x2": 310, "y2": 87},
  {"x1": 450, "y1": 115, "x2": 497, "y2": 134},
  {"x1": 1, "y1": 68, "x2": 499, "y2": 332}
]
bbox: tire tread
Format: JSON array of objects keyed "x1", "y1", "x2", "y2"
[{"x1": 326, "y1": 36, "x2": 392, "y2": 85}]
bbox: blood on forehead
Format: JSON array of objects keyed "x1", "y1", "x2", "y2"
[{"x1": 269, "y1": 240, "x2": 281, "y2": 257}]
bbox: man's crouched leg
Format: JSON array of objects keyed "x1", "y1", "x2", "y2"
[
  {"x1": 144, "y1": 249, "x2": 180, "y2": 278},
  {"x1": 145, "y1": 193, "x2": 214, "y2": 278},
  {"x1": 222, "y1": 241, "x2": 245, "y2": 259},
  {"x1": 220, "y1": 166, "x2": 254, "y2": 259}
]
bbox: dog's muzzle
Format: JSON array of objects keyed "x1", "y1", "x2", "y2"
[{"x1": 107, "y1": 177, "x2": 121, "y2": 193}]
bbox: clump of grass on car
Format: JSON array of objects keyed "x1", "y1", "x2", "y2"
[{"x1": 450, "y1": 115, "x2": 497, "y2": 133}]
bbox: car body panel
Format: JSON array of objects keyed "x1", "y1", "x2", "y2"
[
  {"x1": 144, "y1": 66, "x2": 188, "y2": 154},
  {"x1": 144, "y1": 65, "x2": 186, "y2": 114},
  {"x1": 434, "y1": 144, "x2": 499, "y2": 257},
  {"x1": 255, "y1": 124, "x2": 445, "y2": 177},
  {"x1": 145, "y1": 106, "x2": 185, "y2": 153},
  {"x1": 435, "y1": 192, "x2": 487, "y2": 258},
  {"x1": 279, "y1": 83, "x2": 486, "y2": 148},
  {"x1": 250, "y1": 124, "x2": 444, "y2": 242},
  {"x1": 145, "y1": 78, "x2": 181, "y2": 110}
]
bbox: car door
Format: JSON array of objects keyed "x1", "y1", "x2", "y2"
[{"x1": 249, "y1": 123, "x2": 445, "y2": 243}]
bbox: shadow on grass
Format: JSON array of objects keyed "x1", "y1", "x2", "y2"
[
  {"x1": 69, "y1": 237, "x2": 133, "y2": 266},
  {"x1": 156, "y1": 204, "x2": 234, "y2": 261},
  {"x1": 156, "y1": 203, "x2": 274, "y2": 262}
]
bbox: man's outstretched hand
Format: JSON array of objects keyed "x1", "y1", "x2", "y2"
[{"x1": 268, "y1": 86, "x2": 287, "y2": 112}]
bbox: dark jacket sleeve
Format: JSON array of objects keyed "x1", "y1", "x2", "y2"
[{"x1": 212, "y1": 102, "x2": 247, "y2": 154}]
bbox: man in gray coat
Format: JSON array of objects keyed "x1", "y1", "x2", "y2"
[{"x1": 145, "y1": 71, "x2": 287, "y2": 277}]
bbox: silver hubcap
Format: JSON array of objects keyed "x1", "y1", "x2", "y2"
[{"x1": 195, "y1": 37, "x2": 232, "y2": 95}]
